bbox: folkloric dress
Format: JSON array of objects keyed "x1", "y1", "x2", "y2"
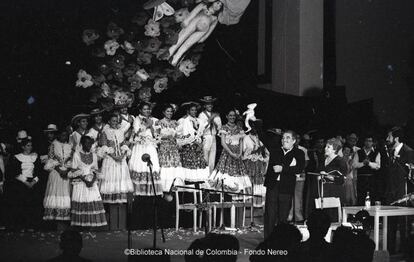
[
  {"x1": 43, "y1": 140, "x2": 72, "y2": 221},
  {"x1": 69, "y1": 150, "x2": 107, "y2": 227},
  {"x1": 156, "y1": 118, "x2": 184, "y2": 191},
  {"x1": 129, "y1": 115, "x2": 163, "y2": 196},
  {"x1": 69, "y1": 130, "x2": 89, "y2": 153},
  {"x1": 98, "y1": 125, "x2": 134, "y2": 203},
  {"x1": 242, "y1": 134, "x2": 269, "y2": 206},
  {"x1": 209, "y1": 124, "x2": 252, "y2": 200},
  {"x1": 177, "y1": 115, "x2": 209, "y2": 183},
  {"x1": 120, "y1": 113, "x2": 135, "y2": 141}
]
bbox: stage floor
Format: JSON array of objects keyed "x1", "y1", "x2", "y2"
[{"x1": 0, "y1": 227, "x2": 264, "y2": 262}]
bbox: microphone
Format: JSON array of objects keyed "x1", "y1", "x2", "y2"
[
  {"x1": 141, "y1": 153, "x2": 152, "y2": 165},
  {"x1": 163, "y1": 178, "x2": 178, "y2": 202},
  {"x1": 390, "y1": 193, "x2": 414, "y2": 205}
]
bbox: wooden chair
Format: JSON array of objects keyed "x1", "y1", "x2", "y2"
[
  {"x1": 211, "y1": 191, "x2": 248, "y2": 228},
  {"x1": 175, "y1": 185, "x2": 201, "y2": 232}
]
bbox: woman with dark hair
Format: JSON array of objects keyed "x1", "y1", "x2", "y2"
[
  {"x1": 242, "y1": 120, "x2": 269, "y2": 206},
  {"x1": 209, "y1": 109, "x2": 251, "y2": 200},
  {"x1": 4, "y1": 138, "x2": 42, "y2": 230},
  {"x1": 99, "y1": 113, "x2": 133, "y2": 203},
  {"x1": 177, "y1": 102, "x2": 209, "y2": 182},
  {"x1": 319, "y1": 138, "x2": 348, "y2": 205},
  {"x1": 129, "y1": 102, "x2": 162, "y2": 196},
  {"x1": 43, "y1": 129, "x2": 72, "y2": 223},
  {"x1": 155, "y1": 104, "x2": 184, "y2": 191},
  {"x1": 69, "y1": 136, "x2": 107, "y2": 228}
]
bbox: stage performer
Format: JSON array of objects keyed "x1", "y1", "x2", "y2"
[
  {"x1": 264, "y1": 130, "x2": 305, "y2": 239},
  {"x1": 3, "y1": 138, "x2": 43, "y2": 230},
  {"x1": 384, "y1": 127, "x2": 414, "y2": 254},
  {"x1": 177, "y1": 102, "x2": 209, "y2": 183},
  {"x1": 69, "y1": 113, "x2": 90, "y2": 152},
  {"x1": 156, "y1": 104, "x2": 184, "y2": 191},
  {"x1": 198, "y1": 96, "x2": 222, "y2": 174},
  {"x1": 209, "y1": 109, "x2": 251, "y2": 200},
  {"x1": 88, "y1": 108, "x2": 106, "y2": 144},
  {"x1": 99, "y1": 114, "x2": 133, "y2": 203},
  {"x1": 318, "y1": 138, "x2": 347, "y2": 221},
  {"x1": 119, "y1": 104, "x2": 135, "y2": 142},
  {"x1": 242, "y1": 120, "x2": 269, "y2": 206},
  {"x1": 168, "y1": 1, "x2": 223, "y2": 66},
  {"x1": 43, "y1": 129, "x2": 72, "y2": 222},
  {"x1": 69, "y1": 136, "x2": 107, "y2": 228},
  {"x1": 129, "y1": 102, "x2": 162, "y2": 196}
]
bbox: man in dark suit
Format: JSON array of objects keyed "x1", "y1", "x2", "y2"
[
  {"x1": 264, "y1": 130, "x2": 305, "y2": 239},
  {"x1": 385, "y1": 127, "x2": 414, "y2": 254}
]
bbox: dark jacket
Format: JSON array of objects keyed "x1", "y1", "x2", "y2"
[
  {"x1": 264, "y1": 146, "x2": 305, "y2": 195},
  {"x1": 385, "y1": 143, "x2": 414, "y2": 203}
]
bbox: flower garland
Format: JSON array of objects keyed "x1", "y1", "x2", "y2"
[{"x1": 76, "y1": 0, "x2": 217, "y2": 109}]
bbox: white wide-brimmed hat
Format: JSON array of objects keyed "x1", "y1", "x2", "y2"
[{"x1": 43, "y1": 124, "x2": 58, "y2": 133}]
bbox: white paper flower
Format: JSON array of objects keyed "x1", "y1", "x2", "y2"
[
  {"x1": 104, "y1": 40, "x2": 120, "y2": 56},
  {"x1": 153, "y1": 77, "x2": 168, "y2": 93},
  {"x1": 100, "y1": 83, "x2": 111, "y2": 98},
  {"x1": 122, "y1": 41, "x2": 135, "y2": 54},
  {"x1": 75, "y1": 69, "x2": 94, "y2": 88},
  {"x1": 136, "y1": 69, "x2": 150, "y2": 81},
  {"x1": 144, "y1": 19, "x2": 161, "y2": 37},
  {"x1": 178, "y1": 60, "x2": 196, "y2": 77}
]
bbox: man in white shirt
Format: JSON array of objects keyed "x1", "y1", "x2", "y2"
[
  {"x1": 353, "y1": 135, "x2": 381, "y2": 205},
  {"x1": 198, "y1": 96, "x2": 222, "y2": 173}
]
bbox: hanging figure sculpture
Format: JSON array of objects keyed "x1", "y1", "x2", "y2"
[
  {"x1": 168, "y1": 1, "x2": 223, "y2": 66},
  {"x1": 243, "y1": 103, "x2": 257, "y2": 133}
]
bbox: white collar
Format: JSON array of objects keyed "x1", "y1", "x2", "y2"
[
  {"x1": 282, "y1": 147, "x2": 293, "y2": 155},
  {"x1": 394, "y1": 143, "x2": 403, "y2": 155},
  {"x1": 363, "y1": 147, "x2": 375, "y2": 155}
]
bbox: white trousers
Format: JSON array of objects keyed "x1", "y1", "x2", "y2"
[{"x1": 203, "y1": 135, "x2": 217, "y2": 174}]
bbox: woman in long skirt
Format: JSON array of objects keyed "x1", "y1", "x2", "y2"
[
  {"x1": 129, "y1": 102, "x2": 162, "y2": 196},
  {"x1": 242, "y1": 121, "x2": 269, "y2": 206},
  {"x1": 99, "y1": 113, "x2": 133, "y2": 203},
  {"x1": 156, "y1": 104, "x2": 184, "y2": 191},
  {"x1": 177, "y1": 102, "x2": 209, "y2": 183},
  {"x1": 69, "y1": 136, "x2": 107, "y2": 227},
  {"x1": 209, "y1": 109, "x2": 252, "y2": 200},
  {"x1": 43, "y1": 130, "x2": 72, "y2": 222}
]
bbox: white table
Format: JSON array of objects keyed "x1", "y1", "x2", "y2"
[{"x1": 342, "y1": 206, "x2": 414, "y2": 250}]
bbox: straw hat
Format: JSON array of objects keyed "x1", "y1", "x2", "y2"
[
  {"x1": 71, "y1": 113, "x2": 90, "y2": 126},
  {"x1": 199, "y1": 96, "x2": 217, "y2": 104},
  {"x1": 43, "y1": 124, "x2": 58, "y2": 133}
]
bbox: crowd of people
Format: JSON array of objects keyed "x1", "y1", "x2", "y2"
[{"x1": 0, "y1": 95, "x2": 413, "y2": 255}]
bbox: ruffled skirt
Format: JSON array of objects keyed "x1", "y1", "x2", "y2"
[
  {"x1": 71, "y1": 182, "x2": 107, "y2": 227},
  {"x1": 209, "y1": 145, "x2": 252, "y2": 200},
  {"x1": 179, "y1": 143, "x2": 209, "y2": 182},
  {"x1": 100, "y1": 157, "x2": 134, "y2": 203},
  {"x1": 159, "y1": 140, "x2": 185, "y2": 190},
  {"x1": 43, "y1": 170, "x2": 71, "y2": 221},
  {"x1": 129, "y1": 143, "x2": 162, "y2": 196}
]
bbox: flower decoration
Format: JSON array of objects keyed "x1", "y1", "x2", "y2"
[
  {"x1": 122, "y1": 41, "x2": 135, "y2": 54},
  {"x1": 78, "y1": 0, "x2": 224, "y2": 106},
  {"x1": 76, "y1": 70, "x2": 94, "y2": 88},
  {"x1": 136, "y1": 69, "x2": 150, "y2": 81},
  {"x1": 178, "y1": 59, "x2": 197, "y2": 77},
  {"x1": 143, "y1": 38, "x2": 162, "y2": 53},
  {"x1": 82, "y1": 29, "x2": 100, "y2": 45},
  {"x1": 153, "y1": 77, "x2": 168, "y2": 93},
  {"x1": 104, "y1": 40, "x2": 120, "y2": 56},
  {"x1": 144, "y1": 19, "x2": 161, "y2": 37},
  {"x1": 107, "y1": 22, "x2": 124, "y2": 39}
]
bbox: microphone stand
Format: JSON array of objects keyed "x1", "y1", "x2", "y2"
[
  {"x1": 309, "y1": 170, "x2": 343, "y2": 210},
  {"x1": 147, "y1": 160, "x2": 165, "y2": 249}
]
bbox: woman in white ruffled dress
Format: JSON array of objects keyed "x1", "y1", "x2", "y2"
[
  {"x1": 242, "y1": 121, "x2": 269, "y2": 206},
  {"x1": 156, "y1": 104, "x2": 184, "y2": 191},
  {"x1": 209, "y1": 109, "x2": 252, "y2": 200},
  {"x1": 43, "y1": 130, "x2": 72, "y2": 222},
  {"x1": 69, "y1": 136, "x2": 107, "y2": 227},
  {"x1": 177, "y1": 102, "x2": 209, "y2": 183},
  {"x1": 98, "y1": 113, "x2": 133, "y2": 203},
  {"x1": 129, "y1": 102, "x2": 163, "y2": 196}
]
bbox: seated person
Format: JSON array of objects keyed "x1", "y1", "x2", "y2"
[{"x1": 47, "y1": 229, "x2": 92, "y2": 262}]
